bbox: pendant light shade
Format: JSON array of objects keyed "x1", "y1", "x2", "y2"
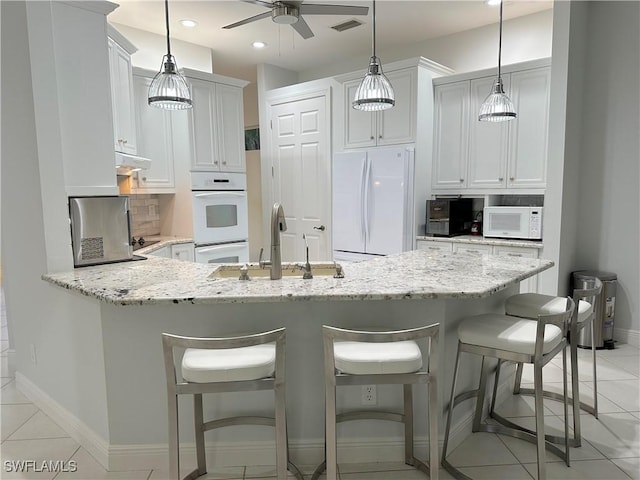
[
  {"x1": 148, "y1": 0, "x2": 192, "y2": 110},
  {"x1": 479, "y1": 0, "x2": 515, "y2": 122},
  {"x1": 352, "y1": 0, "x2": 394, "y2": 111}
]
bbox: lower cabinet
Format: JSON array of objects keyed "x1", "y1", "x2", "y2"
[
  {"x1": 171, "y1": 243, "x2": 195, "y2": 262},
  {"x1": 416, "y1": 239, "x2": 540, "y2": 293}
]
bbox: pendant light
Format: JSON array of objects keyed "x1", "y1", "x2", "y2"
[
  {"x1": 352, "y1": 0, "x2": 394, "y2": 111},
  {"x1": 148, "y1": 0, "x2": 192, "y2": 110},
  {"x1": 478, "y1": 0, "x2": 516, "y2": 122}
]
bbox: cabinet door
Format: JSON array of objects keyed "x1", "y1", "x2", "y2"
[
  {"x1": 452, "y1": 243, "x2": 492, "y2": 255},
  {"x1": 149, "y1": 246, "x2": 170, "y2": 258},
  {"x1": 508, "y1": 67, "x2": 550, "y2": 188},
  {"x1": 432, "y1": 82, "x2": 470, "y2": 189},
  {"x1": 467, "y1": 76, "x2": 509, "y2": 189},
  {"x1": 171, "y1": 243, "x2": 195, "y2": 262},
  {"x1": 108, "y1": 39, "x2": 137, "y2": 155},
  {"x1": 215, "y1": 84, "x2": 246, "y2": 172},
  {"x1": 492, "y1": 245, "x2": 539, "y2": 293},
  {"x1": 343, "y1": 79, "x2": 377, "y2": 149},
  {"x1": 189, "y1": 78, "x2": 220, "y2": 171},
  {"x1": 416, "y1": 239, "x2": 452, "y2": 253},
  {"x1": 377, "y1": 69, "x2": 416, "y2": 146},
  {"x1": 133, "y1": 75, "x2": 175, "y2": 191}
]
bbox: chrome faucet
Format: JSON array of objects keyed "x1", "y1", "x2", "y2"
[{"x1": 260, "y1": 203, "x2": 288, "y2": 280}]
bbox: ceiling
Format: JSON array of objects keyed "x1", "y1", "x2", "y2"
[{"x1": 108, "y1": 0, "x2": 553, "y2": 77}]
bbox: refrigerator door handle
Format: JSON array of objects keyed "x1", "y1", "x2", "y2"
[
  {"x1": 360, "y1": 158, "x2": 367, "y2": 243},
  {"x1": 363, "y1": 157, "x2": 372, "y2": 243}
]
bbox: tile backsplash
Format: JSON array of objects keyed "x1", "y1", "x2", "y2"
[{"x1": 129, "y1": 194, "x2": 160, "y2": 237}]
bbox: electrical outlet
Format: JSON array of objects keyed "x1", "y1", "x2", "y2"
[
  {"x1": 29, "y1": 344, "x2": 37, "y2": 365},
  {"x1": 361, "y1": 385, "x2": 376, "y2": 405}
]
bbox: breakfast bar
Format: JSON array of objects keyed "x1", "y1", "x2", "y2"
[{"x1": 39, "y1": 250, "x2": 553, "y2": 470}]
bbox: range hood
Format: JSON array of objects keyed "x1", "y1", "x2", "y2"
[{"x1": 115, "y1": 151, "x2": 151, "y2": 175}]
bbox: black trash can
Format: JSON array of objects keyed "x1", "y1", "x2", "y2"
[{"x1": 571, "y1": 270, "x2": 617, "y2": 349}]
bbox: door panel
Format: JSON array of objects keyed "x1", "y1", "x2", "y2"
[
  {"x1": 270, "y1": 95, "x2": 330, "y2": 261},
  {"x1": 332, "y1": 151, "x2": 367, "y2": 254}
]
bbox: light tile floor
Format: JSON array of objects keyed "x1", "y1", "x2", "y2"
[{"x1": 1, "y1": 292, "x2": 639, "y2": 479}]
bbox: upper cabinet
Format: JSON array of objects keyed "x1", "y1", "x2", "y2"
[
  {"x1": 343, "y1": 68, "x2": 417, "y2": 149},
  {"x1": 432, "y1": 60, "x2": 551, "y2": 194},
  {"x1": 184, "y1": 69, "x2": 249, "y2": 172},
  {"x1": 107, "y1": 27, "x2": 138, "y2": 156}
]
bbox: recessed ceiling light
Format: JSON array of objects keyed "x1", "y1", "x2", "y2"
[
  {"x1": 179, "y1": 19, "x2": 198, "y2": 28},
  {"x1": 252, "y1": 41, "x2": 267, "y2": 49}
]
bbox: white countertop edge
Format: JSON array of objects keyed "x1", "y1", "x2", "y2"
[{"x1": 416, "y1": 235, "x2": 544, "y2": 249}]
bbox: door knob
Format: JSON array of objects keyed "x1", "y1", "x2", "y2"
[{"x1": 313, "y1": 225, "x2": 326, "y2": 231}]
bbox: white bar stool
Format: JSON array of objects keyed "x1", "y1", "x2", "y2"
[
  {"x1": 312, "y1": 324, "x2": 440, "y2": 480},
  {"x1": 503, "y1": 277, "x2": 602, "y2": 446},
  {"x1": 442, "y1": 298, "x2": 574, "y2": 480},
  {"x1": 161, "y1": 328, "x2": 303, "y2": 480}
]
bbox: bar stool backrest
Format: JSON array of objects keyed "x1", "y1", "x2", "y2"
[
  {"x1": 572, "y1": 277, "x2": 603, "y2": 330},
  {"x1": 534, "y1": 297, "x2": 575, "y2": 363}
]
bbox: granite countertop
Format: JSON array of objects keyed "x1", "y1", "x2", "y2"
[
  {"x1": 133, "y1": 236, "x2": 193, "y2": 254},
  {"x1": 416, "y1": 235, "x2": 544, "y2": 249},
  {"x1": 42, "y1": 250, "x2": 553, "y2": 306}
]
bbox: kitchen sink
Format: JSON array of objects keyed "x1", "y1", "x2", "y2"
[{"x1": 209, "y1": 262, "x2": 343, "y2": 279}]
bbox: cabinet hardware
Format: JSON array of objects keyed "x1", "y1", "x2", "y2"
[
  {"x1": 370, "y1": 136, "x2": 374, "y2": 140},
  {"x1": 379, "y1": 135, "x2": 382, "y2": 139},
  {"x1": 507, "y1": 253, "x2": 523, "y2": 257},
  {"x1": 460, "y1": 178, "x2": 464, "y2": 182},
  {"x1": 510, "y1": 176, "x2": 515, "y2": 181},
  {"x1": 499, "y1": 177, "x2": 504, "y2": 181},
  {"x1": 313, "y1": 225, "x2": 326, "y2": 231},
  {"x1": 222, "y1": 161, "x2": 227, "y2": 165}
]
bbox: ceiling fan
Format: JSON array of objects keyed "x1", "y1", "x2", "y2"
[{"x1": 223, "y1": 0, "x2": 369, "y2": 39}]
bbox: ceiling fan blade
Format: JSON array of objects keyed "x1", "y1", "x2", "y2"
[
  {"x1": 240, "y1": 0, "x2": 274, "y2": 8},
  {"x1": 291, "y1": 16, "x2": 314, "y2": 39},
  {"x1": 300, "y1": 4, "x2": 369, "y2": 16},
  {"x1": 223, "y1": 11, "x2": 272, "y2": 29}
]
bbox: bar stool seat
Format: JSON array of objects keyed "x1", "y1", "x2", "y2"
[
  {"x1": 334, "y1": 340, "x2": 423, "y2": 374},
  {"x1": 506, "y1": 294, "x2": 592, "y2": 324},
  {"x1": 162, "y1": 329, "x2": 303, "y2": 480},
  {"x1": 314, "y1": 325, "x2": 440, "y2": 480},
  {"x1": 182, "y1": 344, "x2": 276, "y2": 383}
]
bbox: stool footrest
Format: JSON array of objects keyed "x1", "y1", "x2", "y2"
[
  {"x1": 311, "y1": 457, "x2": 435, "y2": 480},
  {"x1": 516, "y1": 386, "x2": 596, "y2": 416},
  {"x1": 337, "y1": 410, "x2": 404, "y2": 424},
  {"x1": 203, "y1": 415, "x2": 275, "y2": 431},
  {"x1": 182, "y1": 467, "x2": 205, "y2": 480},
  {"x1": 489, "y1": 412, "x2": 571, "y2": 458}
]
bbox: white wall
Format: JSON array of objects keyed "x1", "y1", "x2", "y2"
[
  {"x1": 574, "y1": 1, "x2": 640, "y2": 336},
  {"x1": 298, "y1": 9, "x2": 553, "y2": 82},
  {"x1": 109, "y1": 22, "x2": 213, "y2": 74}
]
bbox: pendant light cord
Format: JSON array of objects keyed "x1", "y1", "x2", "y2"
[
  {"x1": 497, "y1": 0, "x2": 503, "y2": 79},
  {"x1": 164, "y1": 0, "x2": 172, "y2": 57},
  {"x1": 372, "y1": 0, "x2": 376, "y2": 57}
]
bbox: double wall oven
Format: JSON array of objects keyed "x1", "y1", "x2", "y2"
[{"x1": 191, "y1": 171, "x2": 249, "y2": 264}]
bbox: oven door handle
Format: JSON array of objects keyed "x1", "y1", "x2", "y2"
[
  {"x1": 194, "y1": 192, "x2": 246, "y2": 198},
  {"x1": 197, "y1": 244, "x2": 245, "y2": 254}
]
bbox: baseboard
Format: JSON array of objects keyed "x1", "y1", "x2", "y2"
[
  {"x1": 15, "y1": 369, "x2": 516, "y2": 472},
  {"x1": 15, "y1": 372, "x2": 111, "y2": 469},
  {"x1": 614, "y1": 328, "x2": 640, "y2": 348}
]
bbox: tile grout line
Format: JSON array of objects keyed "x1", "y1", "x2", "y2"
[{"x1": 0, "y1": 406, "x2": 39, "y2": 445}]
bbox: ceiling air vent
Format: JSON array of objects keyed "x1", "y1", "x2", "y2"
[{"x1": 331, "y1": 19, "x2": 363, "y2": 32}]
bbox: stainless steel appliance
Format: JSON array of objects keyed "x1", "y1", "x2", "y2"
[
  {"x1": 191, "y1": 171, "x2": 249, "y2": 264},
  {"x1": 483, "y1": 206, "x2": 543, "y2": 240},
  {"x1": 572, "y1": 270, "x2": 617, "y2": 349},
  {"x1": 426, "y1": 198, "x2": 473, "y2": 237},
  {"x1": 69, "y1": 196, "x2": 134, "y2": 267}
]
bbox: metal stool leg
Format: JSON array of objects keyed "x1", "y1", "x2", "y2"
[
  {"x1": 472, "y1": 356, "x2": 489, "y2": 432},
  {"x1": 325, "y1": 380, "x2": 338, "y2": 480},
  {"x1": 274, "y1": 381, "x2": 287, "y2": 480},
  {"x1": 562, "y1": 345, "x2": 570, "y2": 467},
  {"x1": 441, "y1": 344, "x2": 461, "y2": 469},
  {"x1": 193, "y1": 394, "x2": 207, "y2": 477},
  {"x1": 533, "y1": 360, "x2": 547, "y2": 480},
  {"x1": 167, "y1": 391, "x2": 180, "y2": 480},
  {"x1": 591, "y1": 321, "x2": 599, "y2": 418},
  {"x1": 403, "y1": 384, "x2": 414, "y2": 466},
  {"x1": 513, "y1": 362, "x2": 524, "y2": 394},
  {"x1": 428, "y1": 369, "x2": 439, "y2": 480},
  {"x1": 570, "y1": 325, "x2": 582, "y2": 447}
]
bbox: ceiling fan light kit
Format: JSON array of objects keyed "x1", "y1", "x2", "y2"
[
  {"x1": 352, "y1": 0, "x2": 395, "y2": 111},
  {"x1": 479, "y1": 0, "x2": 516, "y2": 122},
  {"x1": 148, "y1": 0, "x2": 192, "y2": 110}
]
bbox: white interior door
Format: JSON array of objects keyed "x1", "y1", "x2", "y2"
[{"x1": 270, "y1": 94, "x2": 331, "y2": 261}]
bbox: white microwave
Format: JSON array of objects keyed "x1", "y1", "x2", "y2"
[{"x1": 483, "y1": 206, "x2": 543, "y2": 240}]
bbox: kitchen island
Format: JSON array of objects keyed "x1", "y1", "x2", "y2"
[{"x1": 35, "y1": 250, "x2": 553, "y2": 471}]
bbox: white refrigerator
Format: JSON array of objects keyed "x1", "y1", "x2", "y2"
[{"x1": 332, "y1": 146, "x2": 415, "y2": 262}]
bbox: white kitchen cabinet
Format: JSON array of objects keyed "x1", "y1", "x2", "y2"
[
  {"x1": 432, "y1": 60, "x2": 551, "y2": 194},
  {"x1": 149, "y1": 246, "x2": 170, "y2": 258},
  {"x1": 451, "y1": 242, "x2": 493, "y2": 255},
  {"x1": 416, "y1": 239, "x2": 453, "y2": 253},
  {"x1": 131, "y1": 73, "x2": 182, "y2": 192},
  {"x1": 432, "y1": 81, "x2": 470, "y2": 189},
  {"x1": 171, "y1": 242, "x2": 195, "y2": 262},
  {"x1": 342, "y1": 68, "x2": 417, "y2": 149},
  {"x1": 108, "y1": 37, "x2": 137, "y2": 156},
  {"x1": 185, "y1": 71, "x2": 248, "y2": 172},
  {"x1": 493, "y1": 245, "x2": 539, "y2": 293}
]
